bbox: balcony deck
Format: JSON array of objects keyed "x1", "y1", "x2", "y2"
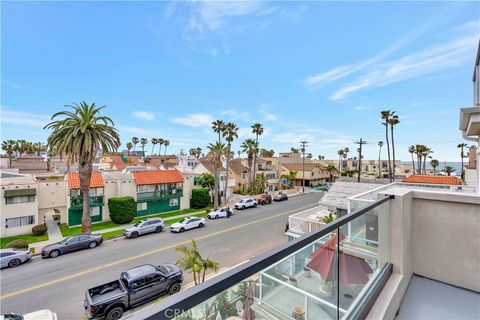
[{"x1": 396, "y1": 275, "x2": 480, "y2": 320}]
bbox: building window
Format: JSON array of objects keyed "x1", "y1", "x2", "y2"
[
  {"x1": 242, "y1": 173, "x2": 247, "y2": 179},
  {"x1": 169, "y1": 198, "x2": 179, "y2": 206},
  {"x1": 137, "y1": 202, "x2": 147, "y2": 211},
  {"x1": 90, "y1": 207, "x2": 100, "y2": 217},
  {"x1": 5, "y1": 195, "x2": 35, "y2": 205},
  {"x1": 6, "y1": 215, "x2": 35, "y2": 228},
  {"x1": 137, "y1": 185, "x2": 149, "y2": 192}
]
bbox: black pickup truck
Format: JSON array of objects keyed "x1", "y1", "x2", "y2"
[{"x1": 84, "y1": 264, "x2": 183, "y2": 320}]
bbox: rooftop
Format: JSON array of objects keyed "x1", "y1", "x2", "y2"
[
  {"x1": 67, "y1": 172, "x2": 105, "y2": 189},
  {"x1": 402, "y1": 175, "x2": 462, "y2": 185},
  {"x1": 132, "y1": 170, "x2": 184, "y2": 185}
]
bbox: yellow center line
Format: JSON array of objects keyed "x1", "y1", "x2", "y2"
[{"x1": 0, "y1": 202, "x2": 317, "y2": 300}]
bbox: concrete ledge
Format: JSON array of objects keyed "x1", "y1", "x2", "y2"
[{"x1": 366, "y1": 273, "x2": 411, "y2": 320}]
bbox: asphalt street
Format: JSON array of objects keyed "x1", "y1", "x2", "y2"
[{"x1": 0, "y1": 192, "x2": 322, "y2": 319}]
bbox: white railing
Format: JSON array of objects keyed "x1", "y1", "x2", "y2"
[{"x1": 288, "y1": 207, "x2": 328, "y2": 235}]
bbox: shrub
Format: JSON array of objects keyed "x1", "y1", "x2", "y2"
[
  {"x1": 5, "y1": 239, "x2": 29, "y2": 249},
  {"x1": 52, "y1": 214, "x2": 61, "y2": 221},
  {"x1": 191, "y1": 189, "x2": 211, "y2": 209},
  {"x1": 206, "y1": 209, "x2": 211, "y2": 213},
  {"x1": 32, "y1": 224, "x2": 48, "y2": 236},
  {"x1": 108, "y1": 197, "x2": 136, "y2": 224}
]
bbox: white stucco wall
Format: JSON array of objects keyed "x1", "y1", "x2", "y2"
[
  {"x1": 1, "y1": 183, "x2": 39, "y2": 237},
  {"x1": 38, "y1": 181, "x2": 67, "y2": 224}
]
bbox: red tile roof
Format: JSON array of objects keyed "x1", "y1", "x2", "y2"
[
  {"x1": 402, "y1": 175, "x2": 462, "y2": 185},
  {"x1": 132, "y1": 170, "x2": 184, "y2": 185},
  {"x1": 68, "y1": 172, "x2": 105, "y2": 189},
  {"x1": 110, "y1": 155, "x2": 142, "y2": 170}
]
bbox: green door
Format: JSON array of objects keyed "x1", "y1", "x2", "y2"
[
  {"x1": 68, "y1": 206, "x2": 103, "y2": 226},
  {"x1": 136, "y1": 198, "x2": 180, "y2": 217}
]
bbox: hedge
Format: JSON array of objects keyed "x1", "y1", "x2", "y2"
[
  {"x1": 5, "y1": 239, "x2": 29, "y2": 249},
  {"x1": 108, "y1": 197, "x2": 136, "y2": 224},
  {"x1": 191, "y1": 189, "x2": 211, "y2": 209},
  {"x1": 32, "y1": 224, "x2": 48, "y2": 236}
]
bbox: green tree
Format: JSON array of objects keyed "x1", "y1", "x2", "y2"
[
  {"x1": 457, "y1": 143, "x2": 469, "y2": 181},
  {"x1": 163, "y1": 139, "x2": 170, "y2": 156},
  {"x1": 377, "y1": 141, "x2": 384, "y2": 178},
  {"x1": 207, "y1": 142, "x2": 226, "y2": 209},
  {"x1": 108, "y1": 197, "x2": 136, "y2": 224},
  {"x1": 430, "y1": 159, "x2": 439, "y2": 174},
  {"x1": 176, "y1": 239, "x2": 219, "y2": 285},
  {"x1": 191, "y1": 189, "x2": 211, "y2": 209},
  {"x1": 337, "y1": 149, "x2": 344, "y2": 173},
  {"x1": 45, "y1": 102, "x2": 120, "y2": 233},
  {"x1": 241, "y1": 138, "x2": 258, "y2": 189},
  {"x1": 281, "y1": 170, "x2": 297, "y2": 188},
  {"x1": 251, "y1": 123, "x2": 264, "y2": 187},
  {"x1": 151, "y1": 137, "x2": 159, "y2": 155},
  {"x1": 443, "y1": 166, "x2": 455, "y2": 176},
  {"x1": 1, "y1": 139, "x2": 16, "y2": 167},
  {"x1": 325, "y1": 164, "x2": 337, "y2": 182},
  {"x1": 389, "y1": 113, "x2": 399, "y2": 179},
  {"x1": 140, "y1": 138, "x2": 148, "y2": 157},
  {"x1": 222, "y1": 122, "x2": 239, "y2": 205},
  {"x1": 131, "y1": 137, "x2": 139, "y2": 152},
  {"x1": 408, "y1": 145, "x2": 416, "y2": 174},
  {"x1": 290, "y1": 147, "x2": 299, "y2": 153},
  {"x1": 126, "y1": 142, "x2": 133, "y2": 155},
  {"x1": 211, "y1": 120, "x2": 226, "y2": 144},
  {"x1": 381, "y1": 110, "x2": 393, "y2": 182}
]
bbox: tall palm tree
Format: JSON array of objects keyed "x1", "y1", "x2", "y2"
[
  {"x1": 196, "y1": 147, "x2": 202, "y2": 158},
  {"x1": 337, "y1": 149, "x2": 344, "y2": 173},
  {"x1": 163, "y1": 140, "x2": 170, "y2": 156},
  {"x1": 389, "y1": 113, "x2": 399, "y2": 180},
  {"x1": 325, "y1": 164, "x2": 337, "y2": 182},
  {"x1": 211, "y1": 120, "x2": 226, "y2": 144},
  {"x1": 251, "y1": 123, "x2": 264, "y2": 186},
  {"x1": 140, "y1": 138, "x2": 148, "y2": 157},
  {"x1": 157, "y1": 138, "x2": 164, "y2": 155},
  {"x1": 131, "y1": 137, "x2": 139, "y2": 152},
  {"x1": 408, "y1": 145, "x2": 416, "y2": 174},
  {"x1": 318, "y1": 155, "x2": 325, "y2": 160},
  {"x1": 457, "y1": 143, "x2": 469, "y2": 181},
  {"x1": 444, "y1": 166, "x2": 455, "y2": 176},
  {"x1": 423, "y1": 147, "x2": 433, "y2": 174},
  {"x1": 377, "y1": 141, "x2": 383, "y2": 178},
  {"x1": 241, "y1": 138, "x2": 258, "y2": 188},
  {"x1": 430, "y1": 159, "x2": 439, "y2": 174},
  {"x1": 342, "y1": 147, "x2": 349, "y2": 170},
  {"x1": 1, "y1": 140, "x2": 16, "y2": 167},
  {"x1": 414, "y1": 144, "x2": 424, "y2": 175},
  {"x1": 207, "y1": 141, "x2": 226, "y2": 209},
  {"x1": 44, "y1": 102, "x2": 120, "y2": 233},
  {"x1": 150, "y1": 138, "x2": 159, "y2": 155},
  {"x1": 222, "y1": 122, "x2": 239, "y2": 205},
  {"x1": 381, "y1": 110, "x2": 393, "y2": 182},
  {"x1": 126, "y1": 142, "x2": 133, "y2": 155}
]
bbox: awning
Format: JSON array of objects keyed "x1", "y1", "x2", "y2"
[{"x1": 4, "y1": 189, "x2": 37, "y2": 198}]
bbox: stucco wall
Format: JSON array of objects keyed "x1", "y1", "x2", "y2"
[
  {"x1": 1, "y1": 183, "x2": 39, "y2": 237},
  {"x1": 181, "y1": 174, "x2": 195, "y2": 210},
  {"x1": 103, "y1": 180, "x2": 136, "y2": 219},
  {"x1": 37, "y1": 181, "x2": 67, "y2": 223}
]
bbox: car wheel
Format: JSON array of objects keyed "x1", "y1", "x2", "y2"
[
  {"x1": 88, "y1": 241, "x2": 98, "y2": 249},
  {"x1": 130, "y1": 231, "x2": 139, "y2": 239},
  {"x1": 215, "y1": 215, "x2": 219, "y2": 219},
  {"x1": 49, "y1": 250, "x2": 60, "y2": 258},
  {"x1": 242, "y1": 205, "x2": 246, "y2": 210},
  {"x1": 168, "y1": 282, "x2": 181, "y2": 295},
  {"x1": 253, "y1": 203, "x2": 257, "y2": 208},
  {"x1": 155, "y1": 226, "x2": 163, "y2": 233},
  {"x1": 198, "y1": 223, "x2": 204, "y2": 228},
  {"x1": 106, "y1": 306, "x2": 124, "y2": 320},
  {"x1": 180, "y1": 227, "x2": 185, "y2": 233},
  {"x1": 8, "y1": 259, "x2": 21, "y2": 268}
]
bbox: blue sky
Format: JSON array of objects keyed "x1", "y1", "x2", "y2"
[{"x1": 1, "y1": 1, "x2": 479, "y2": 161}]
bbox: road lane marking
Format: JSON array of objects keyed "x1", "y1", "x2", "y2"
[{"x1": 0, "y1": 202, "x2": 318, "y2": 300}]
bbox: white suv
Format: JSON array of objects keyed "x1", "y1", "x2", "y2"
[
  {"x1": 124, "y1": 218, "x2": 165, "y2": 239},
  {"x1": 234, "y1": 198, "x2": 258, "y2": 210}
]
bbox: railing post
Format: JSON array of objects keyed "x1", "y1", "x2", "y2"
[{"x1": 336, "y1": 227, "x2": 340, "y2": 320}]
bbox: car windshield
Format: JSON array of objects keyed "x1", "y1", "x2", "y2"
[
  {"x1": 180, "y1": 218, "x2": 189, "y2": 224},
  {"x1": 58, "y1": 237, "x2": 71, "y2": 245},
  {"x1": 239, "y1": 200, "x2": 246, "y2": 203},
  {"x1": 134, "y1": 221, "x2": 144, "y2": 227},
  {"x1": 3, "y1": 314, "x2": 24, "y2": 320}
]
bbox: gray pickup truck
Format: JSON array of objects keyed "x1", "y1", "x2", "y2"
[{"x1": 84, "y1": 264, "x2": 183, "y2": 320}]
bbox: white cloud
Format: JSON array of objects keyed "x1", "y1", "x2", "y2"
[
  {"x1": 354, "y1": 106, "x2": 374, "y2": 111},
  {"x1": 220, "y1": 109, "x2": 251, "y2": 121},
  {"x1": 1, "y1": 107, "x2": 50, "y2": 128},
  {"x1": 132, "y1": 111, "x2": 156, "y2": 121},
  {"x1": 259, "y1": 103, "x2": 278, "y2": 122},
  {"x1": 171, "y1": 113, "x2": 214, "y2": 128},
  {"x1": 196, "y1": 1, "x2": 264, "y2": 32},
  {"x1": 117, "y1": 125, "x2": 157, "y2": 138}
]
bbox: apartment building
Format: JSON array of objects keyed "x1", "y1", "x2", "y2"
[{"x1": 279, "y1": 163, "x2": 328, "y2": 188}]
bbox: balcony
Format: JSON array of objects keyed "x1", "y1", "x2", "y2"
[
  {"x1": 137, "y1": 189, "x2": 183, "y2": 201},
  {"x1": 70, "y1": 195, "x2": 104, "y2": 208}
]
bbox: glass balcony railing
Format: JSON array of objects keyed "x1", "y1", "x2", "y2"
[
  {"x1": 137, "y1": 189, "x2": 183, "y2": 200},
  {"x1": 70, "y1": 195, "x2": 104, "y2": 208},
  {"x1": 131, "y1": 196, "x2": 394, "y2": 320}
]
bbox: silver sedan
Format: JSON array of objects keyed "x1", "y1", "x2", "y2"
[{"x1": 0, "y1": 248, "x2": 33, "y2": 268}]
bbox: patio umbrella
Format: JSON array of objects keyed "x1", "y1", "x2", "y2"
[
  {"x1": 242, "y1": 281, "x2": 255, "y2": 320},
  {"x1": 306, "y1": 234, "x2": 373, "y2": 285}
]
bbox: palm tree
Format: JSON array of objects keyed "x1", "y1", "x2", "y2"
[
  {"x1": 211, "y1": 120, "x2": 226, "y2": 144},
  {"x1": 163, "y1": 140, "x2": 170, "y2": 156},
  {"x1": 44, "y1": 102, "x2": 120, "y2": 234},
  {"x1": 126, "y1": 142, "x2": 133, "y2": 156},
  {"x1": 325, "y1": 164, "x2": 337, "y2": 182},
  {"x1": 377, "y1": 141, "x2": 383, "y2": 178},
  {"x1": 140, "y1": 138, "x2": 148, "y2": 157},
  {"x1": 337, "y1": 149, "x2": 344, "y2": 173},
  {"x1": 176, "y1": 240, "x2": 219, "y2": 285},
  {"x1": 241, "y1": 138, "x2": 258, "y2": 189},
  {"x1": 423, "y1": 147, "x2": 433, "y2": 174},
  {"x1": 251, "y1": 123, "x2": 264, "y2": 186},
  {"x1": 457, "y1": 143, "x2": 469, "y2": 181},
  {"x1": 157, "y1": 138, "x2": 164, "y2": 155},
  {"x1": 222, "y1": 122, "x2": 239, "y2": 205},
  {"x1": 1, "y1": 140, "x2": 16, "y2": 167},
  {"x1": 307, "y1": 153, "x2": 313, "y2": 159},
  {"x1": 381, "y1": 110, "x2": 393, "y2": 182},
  {"x1": 131, "y1": 137, "x2": 139, "y2": 152},
  {"x1": 389, "y1": 113, "x2": 399, "y2": 180},
  {"x1": 430, "y1": 159, "x2": 439, "y2": 174},
  {"x1": 290, "y1": 147, "x2": 299, "y2": 153},
  {"x1": 280, "y1": 170, "x2": 297, "y2": 188},
  {"x1": 207, "y1": 141, "x2": 226, "y2": 209},
  {"x1": 318, "y1": 155, "x2": 325, "y2": 160},
  {"x1": 151, "y1": 138, "x2": 159, "y2": 155},
  {"x1": 408, "y1": 145, "x2": 416, "y2": 174},
  {"x1": 443, "y1": 166, "x2": 455, "y2": 176},
  {"x1": 196, "y1": 147, "x2": 202, "y2": 158}
]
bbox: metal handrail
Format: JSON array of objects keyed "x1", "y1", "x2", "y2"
[{"x1": 134, "y1": 195, "x2": 394, "y2": 320}]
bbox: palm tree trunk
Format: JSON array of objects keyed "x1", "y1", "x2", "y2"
[
  {"x1": 79, "y1": 154, "x2": 93, "y2": 234},
  {"x1": 411, "y1": 153, "x2": 415, "y2": 174},
  {"x1": 423, "y1": 156, "x2": 427, "y2": 174},
  {"x1": 151, "y1": 144, "x2": 155, "y2": 155},
  {"x1": 390, "y1": 125, "x2": 396, "y2": 181},
  {"x1": 223, "y1": 146, "x2": 230, "y2": 205},
  {"x1": 164, "y1": 146, "x2": 167, "y2": 156},
  {"x1": 193, "y1": 269, "x2": 197, "y2": 285},
  {"x1": 253, "y1": 136, "x2": 258, "y2": 190},
  {"x1": 377, "y1": 146, "x2": 382, "y2": 178},
  {"x1": 214, "y1": 169, "x2": 219, "y2": 209},
  {"x1": 417, "y1": 155, "x2": 422, "y2": 175},
  {"x1": 460, "y1": 149, "x2": 464, "y2": 181},
  {"x1": 202, "y1": 268, "x2": 207, "y2": 283},
  {"x1": 385, "y1": 121, "x2": 392, "y2": 182}
]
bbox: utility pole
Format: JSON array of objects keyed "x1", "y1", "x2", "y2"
[
  {"x1": 355, "y1": 138, "x2": 367, "y2": 183},
  {"x1": 300, "y1": 141, "x2": 308, "y2": 193}
]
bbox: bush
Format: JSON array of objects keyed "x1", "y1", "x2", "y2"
[
  {"x1": 32, "y1": 224, "x2": 48, "y2": 236},
  {"x1": 206, "y1": 209, "x2": 211, "y2": 213},
  {"x1": 108, "y1": 197, "x2": 136, "y2": 224},
  {"x1": 191, "y1": 189, "x2": 211, "y2": 209},
  {"x1": 4, "y1": 239, "x2": 29, "y2": 249},
  {"x1": 52, "y1": 214, "x2": 61, "y2": 221}
]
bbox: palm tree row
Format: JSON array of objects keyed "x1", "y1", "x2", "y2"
[
  {"x1": 380, "y1": 110, "x2": 400, "y2": 182},
  {"x1": 336, "y1": 147, "x2": 350, "y2": 173},
  {"x1": 408, "y1": 144, "x2": 434, "y2": 175},
  {"x1": 128, "y1": 137, "x2": 170, "y2": 156},
  {"x1": 1, "y1": 139, "x2": 47, "y2": 163},
  {"x1": 189, "y1": 147, "x2": 203, "y2": 158}
]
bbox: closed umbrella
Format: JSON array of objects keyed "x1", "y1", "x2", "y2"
[{"x1": 242, "y1": 281, "x2": 255, "y2": 320}]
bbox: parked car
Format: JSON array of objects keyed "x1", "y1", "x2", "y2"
[
  {"x1": 0, "y1": 248, "x2": 32, "y2": 268},
  {"x1": 273, "y1": 193, "x2": 288, "y2": 202},
  {"x1": 84, "y1": 264, "x2": 183, "y2": 320},
  {"x1": 207, "y1": 207, "x2": 232, "y2": 219},
  {"x1": 257, "y1": 194, "x2": 272, "y2": 205},
  {"x1": 170, "y1": 217, "x2": 206, "y2": 233},
  {"x1": 41, "y1": 234, "x2": 103, "y2": 258},
  {"x1": 1, "y1": 309, "x2": 57, "y2": 320},
  {"x1": 234, "y1": 198, "x2": 258, "y2": 210},
  {"x1": 124, "y1": 218, "x2": 165, "y2": 239}
]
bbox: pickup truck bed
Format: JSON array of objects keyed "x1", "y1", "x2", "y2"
[{"x1": 87, "y1": 280, "x2": 126, "y2": 305}]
